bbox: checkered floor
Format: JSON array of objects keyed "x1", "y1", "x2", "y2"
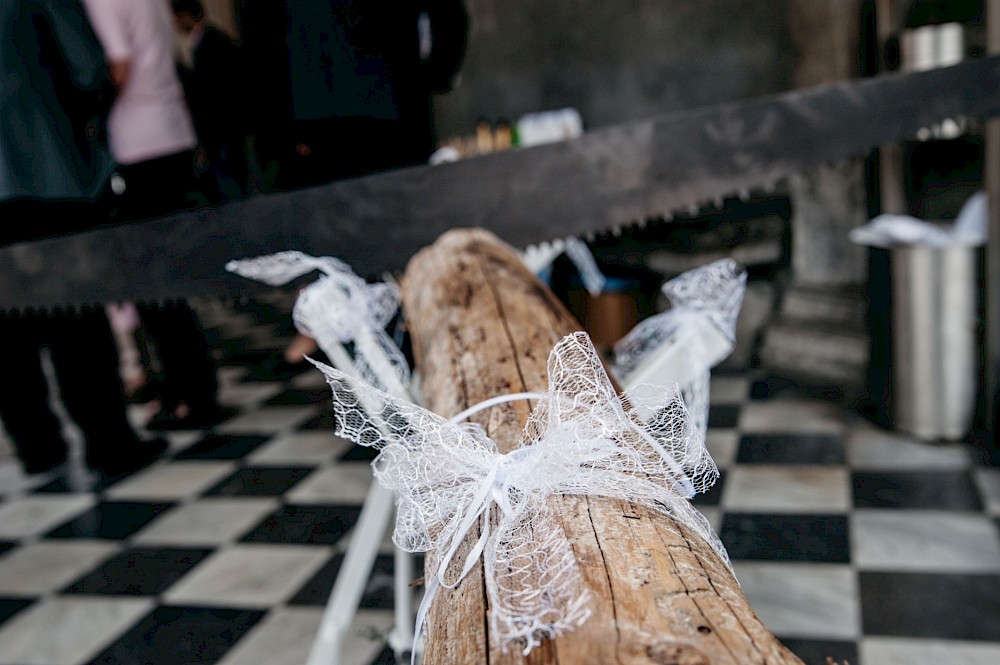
[{"x1": 0, "y1": 295, "x2": 998, "y2": 665}]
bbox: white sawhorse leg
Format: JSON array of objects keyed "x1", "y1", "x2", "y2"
[{"x1": 306, "y1": 482, "x2": 415, "y2": 664}]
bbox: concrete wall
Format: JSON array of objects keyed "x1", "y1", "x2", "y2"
[{"x1": 434, "y1": 0, "x2": 798, "y2": 138}]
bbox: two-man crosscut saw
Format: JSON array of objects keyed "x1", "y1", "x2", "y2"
[{"x1": 1, "y1": 55, "x2": 999, "y2": 310}]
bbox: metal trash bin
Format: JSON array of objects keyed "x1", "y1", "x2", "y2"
[{"x1": 890, "y1": 245, "x2": 979, "y2": 440}]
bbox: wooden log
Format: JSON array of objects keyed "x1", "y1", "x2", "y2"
[{"x1": 400, "y1": 228, "x2": 804, "y2": 665}]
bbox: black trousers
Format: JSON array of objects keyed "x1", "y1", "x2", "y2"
[
  {"x1": 0, "y1": 308, "x2": 138, "y2": 472},
  {"x1": 113, "y1": 149, "x2": 198, "y2": 222},
  {"x1": 112, "y1": 152, "x2": 218, "y2": 413},
  {"x1": 137, "y1": 300, "x2": 217, "y2": 410}
]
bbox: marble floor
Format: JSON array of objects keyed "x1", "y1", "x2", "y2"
[{"x1": 0, "y1": 295, "x2": 998, "y2": 665}]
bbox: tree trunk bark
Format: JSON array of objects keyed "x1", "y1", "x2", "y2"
[{"x1": 401, "y1": 228, "x2": 804, "y2": 665}]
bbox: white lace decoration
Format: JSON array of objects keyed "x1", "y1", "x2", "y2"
[
  {"x1": 563, "y1": 237, "x2": 606, "y2": 295},
  {"x1": 225, "y1": 251, "x2": 410, "y2": 393},
  {"x1": 613, "y1": 259, "x2": 747, "y2": 436},
  {"x1": 308, "y1": 331, "x2": 727, "y2": 656}
]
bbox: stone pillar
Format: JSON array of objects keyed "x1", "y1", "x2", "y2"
[{"x1": 759, "y1": 0, "x2": 872, "y2": 393}]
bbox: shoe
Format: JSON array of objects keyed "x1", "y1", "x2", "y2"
[
  {"x1": 88, "y1": 437, "x2": 167, "y2": 477},
  {"x1": 145, "y1": 402, "x2": 231, "y2": 431},
  {"x1": 127, "y1": 376, "x2": 162, "y2": 404}
]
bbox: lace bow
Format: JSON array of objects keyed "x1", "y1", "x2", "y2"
[
  {"x1": 226, "y1": 251, "x2": 410, "y2": 392},
  {"x1": 613, "y1": 259, "x2": 747, "y2": 435},
  {"x1": 309, "y1": 331, "x2": 727, "y2": 655}
]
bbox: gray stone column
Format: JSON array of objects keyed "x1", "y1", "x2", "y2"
[{"x1": 759, "y1": 0, "x2": 872, "y2": 392}]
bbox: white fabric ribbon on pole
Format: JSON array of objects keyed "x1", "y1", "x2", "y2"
[
  {"x1": 309, "y1": 331, "x2": 728, "y2": 657},
  {"x1": 613, "y1": 258, "x2": 747, "y2": 436},
  {"x1": 226, "y1": 250, "x2": 411, "y2": 397}
]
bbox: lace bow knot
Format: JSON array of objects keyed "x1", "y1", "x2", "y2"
[{"x1": 310, "y1": 331, "x2": 728, "y2": 655}]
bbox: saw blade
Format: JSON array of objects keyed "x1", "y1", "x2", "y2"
[{"x1": 1, "y1": 55, "x2": 999, "y2": 310}]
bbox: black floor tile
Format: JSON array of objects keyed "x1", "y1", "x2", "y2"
[
  {"x1": 265, "y1": 388, "x2": 329, "y2": 407},
  {"x1": 339, "y1": 445, "x2": 379, "y2": 462},
  {"x1": 860, "y1": 572, "x2": 1000, "y2": 641},
  {"x1": 237, "y1": 357, "x2": 310, "y2": 382},
  {"x1": 230, "y1": 299, "x2": 291, "y2": 325},
  {"x1": 737, "y1": 434, "x2": 846, "y2": 465},
  {"x1": 366, "y1": 644, "x2": 398, "y2": 665},
  {"x1": 46, "y1": 502, "x2": 174, "y2": 539},
  {"x1": 0, "y1": 598, "x2": 32, "y2": 628},
  {"x1": 749, "y1": 376, "x2": 844, "y2": 402},
  {"x1": 290, "y1": 553, "x2": 396, "y2": 608},
  {"x1": 87, "y1": 606, "x2": 264, "y2": 665},
  {"x1": 241, "y1": 504, "x2": 363, "y2": 545},
  {"x1": 64, "y1": 548, "x2": 212, "y2": 595},
  {"x1": 216, "y1": 349, "x2": 278, "y2": 366},
  {"x1": 205, "y1": 467, "x2": 313, "y2": 496},
  {"x1": 707, "y1": 404, "x2": 741, "y2": 429},
  {"x1": 691, "y1": 470, "x2": 725, "y2": 507},
  {"x1": 750, "y1": 376, "x2": 799, "y2": 400},
  {"x1": 174, "y1": 435, "x2": 271, "y2": 460},
  {"x1": 778, "y1": 637, "x2": 857, "y2": 665},
  {"x1": 719, "y1": 513, "x2": 850, "y2": 562},
  {"x1": 852, "y1": 470, "x2": 982, "y2": 510},
  {"x1": 31, "y1": 473, "x2": 127, "y2": 495},
  {"x1": 299, "y1": 410, "x2": 336, "y2": 431}
]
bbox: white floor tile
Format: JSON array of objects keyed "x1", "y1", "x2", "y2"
[
  {"x1": 0, "y1": 495, "x2": 94, "y2": 540},
  {"x1": 247, "y1": 431, "x2": 350, "y2": 465},
  {"x1": 0, "y1": 460, "x2": 50, "y2": 498},
  {"x1": 292, "y1": 370, "x2": 330, "y2": 391},
  {"x1": 0, "y1": 596, "x2": 152, "y2": 665},
  {"x1": 860, "y1": 637, "x2": 1000, "y2": 665},
  {"x1": 217, "y1": 382, "x2": 285, "y2": 409},
  {"x1": 738, "y1": 399, "x2": 846, "y2": 434},
  {"x1": 852, "y1": 510, "x2": 1000, "y2": 572},
  {"x1": 722, "y1": 466, "x2": 850, "y2": 512},
  {"x1": 103, "y1": 461, "x2": 238, "y2": 501},
  {"x1": 342, "y1": 610, "x2": 397, "y2": 665},
  {"x1": 214, "y1": 606, "x2": 396, "y2": 665},
  {"x1": 131, "y1": 498, "x2": 279, "y2": 546},
  {"x1": 217, "y1": 365, "x2": 250, "y2": 385},
  {"x1": 215, "y1": 406, "x2": 320, "y2": 434},
  {"x1": 847, "y1": 428, "x2": 972, "y2": 470},
  {"x1": 215, "y1": 607, "x2": 325, "y2": 665},
  {"x1": 0, "y1": 540, "x2": 118, "y2": 595},
  {"x1": 704, "y1": 430, "x2": 739, "y2": 468},
  {"x1": 285, "y1": 466, "x2": 372, "y2": 504},
  {"x1": 162, "y1": 544, "x2": 332, "y2": 608},
  {"x1": 973, "y1": 467, "x2": 1000, "y2": 517},
  {"x1": 732, "y1": 562, "x2": 859, "y2": 640},
  {"x1": 708, "y1": 376, "x2": 750, "y2": 404},
  {"x1": 695, "y1": 506, "x2": 722, "y2": 534},
  {"x1": 164, "y1": 430, "x2": 205, "y2": 453}
]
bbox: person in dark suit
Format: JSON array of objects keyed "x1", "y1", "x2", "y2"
[
  {"x1": 0, "y1": 0, "x2": 165, "y2": 477},
  {"x1": 237, "y1": 0, "x2": 469, "y2": 191},
  {"x1": 172, "y1": 0, "x2": 251, "y2": 199}
]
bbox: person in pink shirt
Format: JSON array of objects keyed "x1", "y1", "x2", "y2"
[
  {"x1": 82, "y1": 0, "x2": 222, "y2": 430},
  {"x1": 81, "y1": 0, "x2": 198, "y2": 220}
]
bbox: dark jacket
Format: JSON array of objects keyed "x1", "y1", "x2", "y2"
[
  {"x1": 180, "y1": 24, "x2": 247, "y2": 157},
  {"x1": 238, "y1": 0, "x2": 468, "y2": 159},
  {"x1": 0, "y1": 0, "x2": 114, "y2": 202}
]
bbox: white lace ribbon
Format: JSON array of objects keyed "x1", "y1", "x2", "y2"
[
  {"x1": 225, "y1": 250, "x2": 410, "y2": 393},
  {"x1": 613, "y1": 258, "x2": 747, "y2": 435},
  {"x1": 309, "y1": 331, "x2": 728, "y2": 656}
]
